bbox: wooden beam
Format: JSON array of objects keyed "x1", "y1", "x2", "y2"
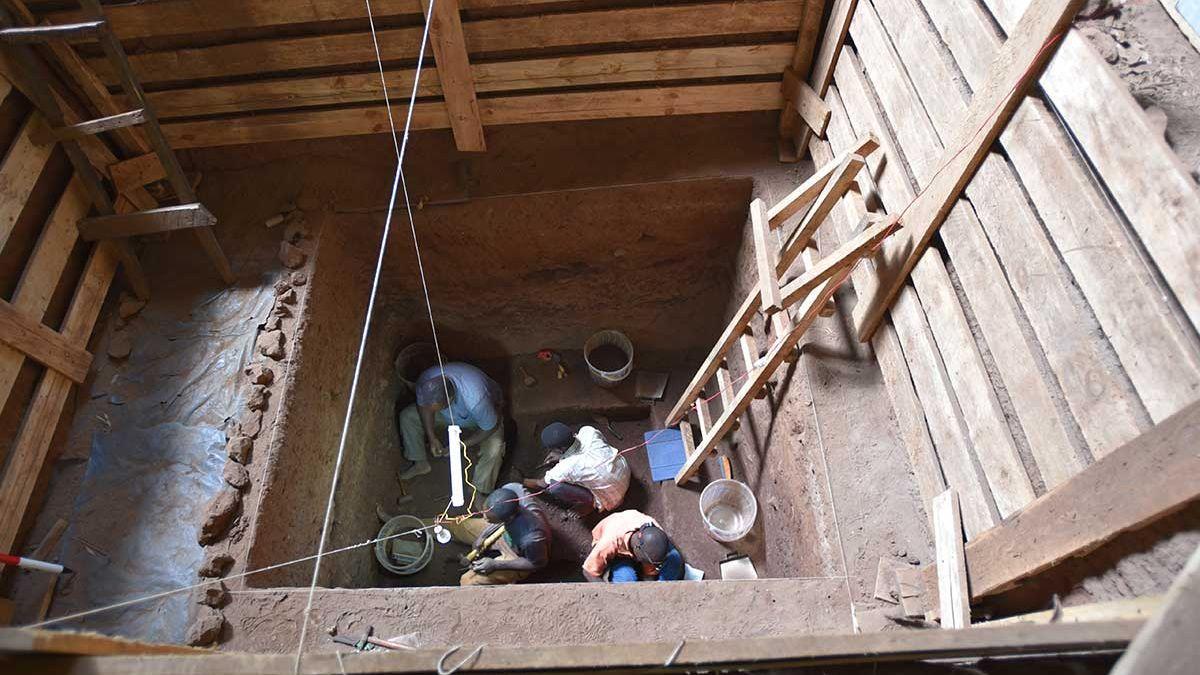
[
  {"x1": 0, "y1": 242, "x2": 119, "y2": 553},
  {"x1": 851, "y1": 0, "x2": 1085, "y2": 342},
  {"x1": 777, "y1": 153, "x2": 864, "y2": 272},
  {"x1": 146, "y1": 44, "x2": 794, "y2": 120},
  {"x1": 89, "y1": 0, "x2": 807, "y2": 86},
  {"x1": 0, "y1": 628, "x2": 202, "y2": 655},
  {"x1": 77, "y1": 203, "x2": 216, "y2": 241},
  {"x1": 108, "y1": 152, "x2": 165, "y2": 195},
  {"x1": 0, "y1": 21, "x2": 104, "y2": 44},
  {"x1": 781, "y1": 67, "x2": 830, "y2": 138},
  {"x1": 0, "y1": 177, "x2": 88, "y2": 412},
  {"x1": 0, "y1": 114, "x2": 55, "y2": 249},
  {"x1": 767, "y1": 133, "x2": 879, "y2": 228},
  {"x1": 990, "y1": 596, "x2": 1163, "y2": 626},
  {"x1": 780, "y1": 214, "x2": 896, "y2": 306},
  {"x1": 751, "y1": 198, "x2": 783, "y2": 312},
  {"x1": 932, "y1": 489, "x2": 970, "y2": 629},
  {"x1": 786, "y1": 0, "x2": 858, "y2": 158},
  {"x1": 0, "y1": 299, "x2": 91, "y2": 383},
  {"x1": 667, "y1": 289, "x2": 761, "y2": 425},
  {"x1": 52, "y1": 108, "x2": 145, "y2": 142},
  {"x1": 166, "y1": 81, "x2": 784, "y2": 149},
  {"x1": 41, "y1": 37, "x2": 150, "y2": 156},
  {"x1": 921, "y1": 400, "x2": 1200, "y2": 609},
  {"x1": 776, "y1": 0, "x2": 827, "y2": 160},
  {"x1": 0, "y1": 621, "x2": 1143, "y2": 672},
  {"x1": 422, "y1": 0, "x2": 485, "y2": 152},
  {"x1": 1111, "y1": 544, "x2": 1200, "y2": 675}
]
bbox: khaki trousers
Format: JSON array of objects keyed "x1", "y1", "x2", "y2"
[{"x1": 446, "y1": 517, "x2": 531, "y2": 586}]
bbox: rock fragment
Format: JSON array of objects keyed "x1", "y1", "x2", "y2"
[
  {"x1": 226, "y1": 435, "x2": 253, "y2": 464},
  {"x1": 223, "y1": 460, "x2": 250, "y2": 490},
  {"x1": 247, "y1": 384, "x2": 269, "y2": 412},
  {"x1": 256, "y1": 330, "x2": 285, "y2": 360},
  {"x1": 278, "y1": 288, "x2": 297, "y2": 305},
  {"x1": 199, "y1": 488, "x2": 241, "y2": 545},
  {"x1": 290, "y1": 271, "x2": 308, "y2": 287},
  {"x1": 186, "y1": 606, "x2": 224, "y2": 646},
  {"x1": 108, "y1": 332, "x2": 133, "y2": 360},
  {"x1": 238, "y1": 410, "x2": 264, "y2": 440},
  {"x1": 279, "y1": 241, "x2": 307, "y2": 269},
  {"x1": 194, "y1": 581, "x2": 229, "y2": 608},
  {"x1": 117, "y1": 293, "x2": 147, "y2": 321},
  {"x1": 245, "y1": 363, "x2": 275, "y2": 386},
  {"x1": 198, "y1": 552, "x2": 234, "y2": 578}
]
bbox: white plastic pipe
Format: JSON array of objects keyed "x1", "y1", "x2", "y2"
[{"x1": 447, "y1": 424, "x2": 465, "y2": 507}]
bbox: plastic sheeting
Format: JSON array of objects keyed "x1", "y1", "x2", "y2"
[{"x1": 50, "y1": 281, "x2": 273, "y2": 642}]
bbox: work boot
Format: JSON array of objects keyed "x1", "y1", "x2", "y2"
[{"x1": 398, "y1": 460, "x2": 431, "y2": 481}]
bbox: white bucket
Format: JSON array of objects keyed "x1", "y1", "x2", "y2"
[
  {"x1": 699, "y1": 479, "x2": 757, "y2": 543},
  {"x1": 584, "y1": 330, "x2": 634, "y2": 388}
]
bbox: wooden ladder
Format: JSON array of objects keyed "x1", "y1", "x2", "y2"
[
  {"x1": 666, "y1": 132, "x2": 900, "y2": 485},
  {"x1": 0, "y1": 0, "x2": 235, "y2": 300}
]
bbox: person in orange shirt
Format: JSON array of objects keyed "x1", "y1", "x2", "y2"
[{"x1": 581, "y1": 509, "x2": 683, "y2": 582}]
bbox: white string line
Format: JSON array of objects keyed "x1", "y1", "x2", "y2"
[
  {"x1": 363, "y1": 0, "x2": 401, "y2": 161},
  {"x1": 293, "y1": 1, "x2": 441, "y2": 669}
]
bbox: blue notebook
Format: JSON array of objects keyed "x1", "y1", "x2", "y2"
[{"x1": 645, "y1": 428, "x2": 686, "y2": 482}]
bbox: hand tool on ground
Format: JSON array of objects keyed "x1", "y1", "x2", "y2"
[
  {"x1": 519, "y1": 365, "x2": 537, "y2": 387},
  {"x1": 332, "y1": 625, "x2": 414, "y2": 652},
  {"x1": 0, "y1": 552, "x2": 69, "y2": 574},
  {"x1": 536, "y1": 349, "x2": 567, "y2": 379},
  {"x1": 592, "y1": 413, "x2": 623, "y2": 441}
]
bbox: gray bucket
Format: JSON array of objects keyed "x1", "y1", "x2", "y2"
[
  {"x1": 375, "y1": 514, "x2": 433, "y2": 575},
  {"x1": 584, "y1": 330, "x2": 634, "y2": 388}
]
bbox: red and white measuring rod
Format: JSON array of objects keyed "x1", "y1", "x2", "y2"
[{"x1": 0, "y1": 552, "x2": 65, "y2": 574}]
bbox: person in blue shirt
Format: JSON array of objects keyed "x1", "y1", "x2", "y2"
[{"x1": 398, "y1": 362, "x2": 507, "y2": 493}]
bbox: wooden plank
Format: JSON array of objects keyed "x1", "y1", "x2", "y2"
[
  {"x1": 422, "y1": 0, "x2": 485, "y2": 152},
  {"x1": 980, "y1": 3, "x2": 1200, "y2": 337},
  {"x1": 89, "y1": 0, "x2": 807, "y2": 86},
  {"x1": 921, "y1": 399, "x2": 1200, "y2": 608},
  {"x1": 738, "y1": 327, "x2": 758, "y2": 372},
  {"x1": 147, "y1": 44, "x2": 794, "y2": 119},
  {"x1": 1111, "y1": 543, "x2": 1200, "y2": 675},
  {"x1": 0, "y1": 621, "x2": 1144, "y2": 672},
  {"x1": 0, "y1": 628, "x2": 202, "y2": 655},
  {"x1": 990, "y1": 596, "x2": 1163, "y2": 626},
  {"x1": 0, "y1": 114, "x2": 55, "y2": 248},
  {"x1": 0, "y1": 20, "x2": 104, "y2": 44},
  {"x1": 0, "y1": 242, "x2": 119, "y2": 553},
  {"x1": 841, "y1": 11, "x2": 1042, "y2": 513},
  {"x1": 41, "y1": 38, "x2": 150, "y2": 156},
  {"x1": 716, "y1": 365, "x2": 735, "y2": 409},
  {"x1": 694, "y1": 395, "x2": 713, "y2": 437},
  {"x1": 777, "y1": 153, "x2": 864, "y2": 272},
  {"x1": 165, "y1": 81, "x2": 783, "y2": 149},
  {"x1": 751, "y1": 198, "x2": 783, "y2": 312},
  {"x1": 781, "y1": 68, "x2": 829, "y2": 138},
  {"x1": 0, "y1": 299, "x2": 91, "y2": 383},
  {"x1": 790, "y1": 0, "x2": 859, "y2": 156},
  {"x1": 108, "y1": 152, "x2": 165, "y2": 195},
  {"x1": 832, "y1": 57, "x2": 999, "y2": 537},
  {"x1": 780, "y1": 214, "x2": 896, "y2": 307},
  {"x1": 919, "y1": 0, "x2": 1200, "y2": 430},
  {"x1": 676, "y1": 257, "x2": 852, "y2": 484},
  {"x1": 52, "y1": 108, "x2": 145, "y2": 142},
  {"x1": 767, "y1": 134, "x2": 879, "y2": 228},
  {"x1": 43, "y1": 0, "x2": 616, "y2": 41},
  {"x1": 932, "y1": 489, "x2": 970, "y2": 628},
  {"x1": 851, "y1": 0, "x2": 1085, "y2": 342},
  {"x1": 777, "y1": 0, "x2": 828, "y2": 160},
  {"x1": 77, "y1": 203, "x2": 216, "y2": 241},
  {"x1": 678, "y1": 419, "x2": 695, "y2": 468}
]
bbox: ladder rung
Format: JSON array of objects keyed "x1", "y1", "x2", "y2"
[
  {"x1": 54, "y1": 109, "x2": 146, "y2": 142},
  {"x1": 78, "y1": 203, "x2": 216, "y2": 241},
  {"x1": 0, "y1": 20, "x2": 106, "y2": 44}
]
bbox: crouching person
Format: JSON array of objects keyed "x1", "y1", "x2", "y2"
[
  {"x1": 447, "y1": 483, "x2": 551, "y2": 586},
  {"x1": 523, "y1": 421, "x2": 630, "y2": 516},
  {"x1": 582, "y1": 510, "x2": 683, "y2": 582}
]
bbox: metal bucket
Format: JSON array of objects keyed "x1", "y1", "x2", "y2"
[{"x1": 584, "y1": 330, "x2": 634, "y2": 388}]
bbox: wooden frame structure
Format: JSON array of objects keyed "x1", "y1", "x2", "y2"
[
  {"x1": 667, "y1": 134, "x2": 901, "y2": 484},
  {"x1": 0, "y1": 0, "x2": 234, "y2": 292}
]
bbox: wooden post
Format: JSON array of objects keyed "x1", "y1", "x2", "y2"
[{"x1": 932, "y1": 489, "x2": 970, "y2": 628}]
